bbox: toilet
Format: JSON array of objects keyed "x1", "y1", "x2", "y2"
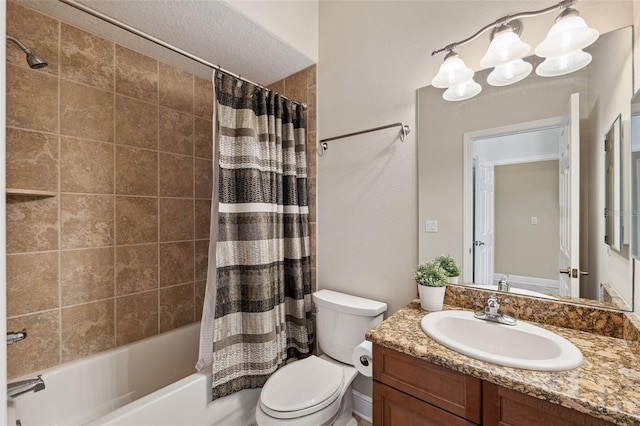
[{"x1": 255, "y1": 289, "x2": 387, "y2": 426}]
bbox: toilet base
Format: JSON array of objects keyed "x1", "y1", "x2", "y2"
[{"x1": 332, "y1": 386, "x2": 357, "y2": 426}]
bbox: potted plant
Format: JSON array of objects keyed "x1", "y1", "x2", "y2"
[
  {"x1": 413, "y1": 260, "x2": 448, "y2": 311},
  {"x1": 435, "y1": 255, "x2": 461, "y2": 284}
]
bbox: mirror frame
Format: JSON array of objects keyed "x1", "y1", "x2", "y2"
[{"x1": 605, "y1": 114, "x2": 623, "y2": 252}]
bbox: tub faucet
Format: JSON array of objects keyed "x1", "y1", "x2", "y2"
[
  {"x1": 474, "y1": 295, "x2": 517, "y2": 326},
  {"x1": 7, "y1": 328, "x2": 27, "y2": 345},
  {"x1": 497, "y1": 275, "x2": 510, "y2": 292},
  {"x1": 8, "y1": 374, "x2": 45, "y2": 398}
]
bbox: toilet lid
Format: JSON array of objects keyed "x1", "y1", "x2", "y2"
[{"x1": 260, "y1": 356, "x2": 344, "y2": 416}]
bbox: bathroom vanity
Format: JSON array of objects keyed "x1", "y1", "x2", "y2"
[{"x1": 367, "y1": 300, "x2": 640, "y2": 425}]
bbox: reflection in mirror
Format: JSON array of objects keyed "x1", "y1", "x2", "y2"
[
  {"x1": 418, "y1": 26, "x2": 634, "y2": 311},
  {"x1": 632, "y1": 93, "x2": 640, "y2": 259},
  {"x1": 605, "y1": 114, "x2": 623, "y2": 252}
]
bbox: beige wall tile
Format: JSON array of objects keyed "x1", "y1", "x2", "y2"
[
  {"x1": 7, "y1": 1, "x2": 59, "y2": 76},
  {"x1": 194, "y1": 159, "x2": 213, "y2": 200},
  {"x1": 307, "y1": 132, "x2": 317, "y2": 179},
  {"x1": 116, "y1": 291, "x2": 158, "y2": 345},
  {"x1": 7, "y1": 310, "x2": 60, "y2": 379},
  {"x1": 60, "y1": 80, "x2": 114, "y2": 142},
  {"x1": 115, "y1": 95, "x2": 158, "y2": 150},
  {"x1": 159, "y1": 107, "x2": 193, "y2": 155},
  {"x1": 116, "y1": 146, "x2": 158, "y2": 196},
  {"x1": 269, "y1": 79, "x2": 285, "y2": 94},
  {"x1": 7, "y1": 64, "x2": 58, "y2": 133},
  {"x1": 194, "y1": 117, "x2": 213, "y2": 159},
  {"x1": 61, "y1": 194, "x2": 114, "y2": 249},
  {"x1": 160, "y1": 241, "x2": 194, "y2": 287},
  {"x1": 307, "y1": 85, "x2": 317, "y2": 133},
  {"x1": 116, "y1": 244, "x2": 159, "y2": 296},
  {"x1": 159, "y1": 153, "x2": 193, "y2": 198},
  {"x1": 159, "y1": 62, "x2": 193, "y2": 114},
  {"x1": 160, "y1": 283, "x2": 194, "y2": 332},
  {"x1": 61, "y1": 137, "x2": 114, "y2": 194},
  {"x1": 194, "y1": 240, "x2": 209, "y2": 281},
  {"x1": 195, "y1": 280, "x2": 206, "y2": 322},
  {"x1": 62, "y1": 300, "x2": 115, "y2": 362},
  {"x1": 308, "y1": 177, "x2": 317, "y2": 223},
  {"x1": 159, "y1": 198, "x2": 194, "y2": 242},
  {"x1": 60, "y1": 248, "x2": 114, "y2": 306},
  {"x1": 7, "y1": 252, "x2": 59, "y2": 317},
  {"x1": 7, "y1": 196, "x2": 58, "y2": 253},
  {"x1": 115, "y1": 45, "x2": 158, "y2": 103},
  {"x1": 116, "y1": 197, "x2": 158, "y2": 245},
  {"x1": 61, "y1": 23, "x2": 114, "y2": 91},
  {"x1": 7, "y1": 127, "x2": 58, "y2": 192},
  {"x1": 195, "y1": 199, "x2": 211, "y2": 240},
  {"x1": 284, "y1": 71, "x2": 308, "y2": 104},
  {"x1": 194, "y1": 77, "x2": 213, "y2": 119}
]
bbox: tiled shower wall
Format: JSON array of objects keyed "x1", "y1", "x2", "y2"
[{"x1": 6, "y1": 1, "x2": 317, "y2": 380}]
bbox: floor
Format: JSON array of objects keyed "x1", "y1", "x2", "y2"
[{"x1": 355, "y1": 414, "x2": 372, "y2": 426}]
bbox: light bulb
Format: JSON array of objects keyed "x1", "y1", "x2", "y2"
[
  {"x1": 432, "y1": 52, "x2": 474, "y2": 88},
  {"x1": 443, "y1": 79, "x2": 482, "y2": 101},
  {"x1": 487, "y1": 59, "x2": 533, "y2": 86},
  {"x1": 535, "y1": 10, "x2": 599, "y2": 58},
  {"x1": 481, "y1": 28, "x2": 531, "y2": 68},
  {"x1": 536, "y1": 50, "x2": 592, "y2": 77}
]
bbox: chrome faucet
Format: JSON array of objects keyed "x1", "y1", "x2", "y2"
[
  {"x1": 497, "y1": 275, "x2": 510, "y2": 292},
  {"x1": 474, "y1": 295, "x2": 517, "y2": 326},
  {"x1": 7, "y1": 328, "x2": 27, "y2": 345},
  {"x1": 8, "y1": 374, "x2": 45, "y2": 398}
]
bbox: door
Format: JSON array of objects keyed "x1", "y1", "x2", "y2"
[
  {"x1": 558, "y1": 93, "x2": 580, "y2": 298},
  {"x1": 474, "y1": 156, "x2": 495, "y2": 285}
]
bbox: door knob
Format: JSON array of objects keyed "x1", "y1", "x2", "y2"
[
  {"x1": 474, "y1": 241, "x2": 485, "y2": 246},
  {"x1": 560, "y1": 267, "x2": 589, "y2": 278}
]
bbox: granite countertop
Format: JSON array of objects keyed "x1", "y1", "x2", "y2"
[{"x1": 365, "y1": 300, "x2": 640, "y2": 426}]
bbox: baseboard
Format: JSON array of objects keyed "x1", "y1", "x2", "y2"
[{"x1": 352, "y1": 389, "x2": 372, "y2": 423}]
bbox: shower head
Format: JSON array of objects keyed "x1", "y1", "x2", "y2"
[{"x1": 6, "y1": 35, "x2": 48, "y2": 69}]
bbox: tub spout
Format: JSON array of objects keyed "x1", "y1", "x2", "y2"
[{"x1": 8, "y1": 374, "x2": 45, "y2": 398}]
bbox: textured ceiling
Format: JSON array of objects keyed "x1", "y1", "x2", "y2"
[{"x1": 21, "y1": 0, "x2": 315, "y2": 84}]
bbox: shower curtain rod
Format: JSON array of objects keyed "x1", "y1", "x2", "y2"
[
  {"x1": 317, "y1": 122, "x2": 410, "y2": 156},
  {"x1": 57, "y1": 0, "x2": 308, "y2": 110}
]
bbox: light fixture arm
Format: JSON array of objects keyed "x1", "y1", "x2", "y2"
[{"x1": 431, "y1": 0, "x2": 578, "y2": 56}]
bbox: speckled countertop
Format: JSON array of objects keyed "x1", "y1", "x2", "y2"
[{"x1": 366, "y1": 300, "x2": 640, "y2": 426}]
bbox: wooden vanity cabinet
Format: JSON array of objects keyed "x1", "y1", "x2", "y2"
[
  {"x1": 373, "y1": 344, "x2": 481, "y2": 425},
  {"x1": 372, "y1": 344, "x2": 615, "y2": 426}
]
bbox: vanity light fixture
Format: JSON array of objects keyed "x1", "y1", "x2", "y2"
[{"x1": 431, "y1": 0, "x2": 598, "y2": 101}]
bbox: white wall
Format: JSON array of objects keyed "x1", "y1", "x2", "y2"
[{"x1": 222, "y1": 0, "x2": 318, "y2": 62}]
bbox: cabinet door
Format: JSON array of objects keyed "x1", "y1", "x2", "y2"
[
  {"x1": 373, "y1": 381, "x2": 478, "y2": 426},
  {"x1": 483, "y1": 382, "x2": 616, "y2": 426},
  {"x1": 373, "y1": 344, "x2": 482, "y2": 423}
]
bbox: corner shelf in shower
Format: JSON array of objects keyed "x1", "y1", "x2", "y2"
[{"x1": 6, "y1": 188, "x2": 57, "y2": 197}]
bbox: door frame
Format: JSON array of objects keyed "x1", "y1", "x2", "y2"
[{"x1": 462, "y1": 117, "x2": 563, "y2": 282}]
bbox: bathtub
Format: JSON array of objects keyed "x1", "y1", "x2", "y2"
[{"x1": 7, "y1": 323, "x2": 260, "y2": 426}]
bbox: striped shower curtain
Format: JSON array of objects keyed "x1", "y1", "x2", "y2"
[{"x1": 201, "y1": 72, "x2": 313, "y2": 400}]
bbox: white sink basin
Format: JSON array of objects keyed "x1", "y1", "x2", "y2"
[{"x1": 420, "y1": 310, "x2": 583, "y2": 371}]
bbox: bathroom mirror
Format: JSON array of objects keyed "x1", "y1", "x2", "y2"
[
  {"x1": 631, "y1": 91, "x2": 640, "y2": 260},
  {"x1": 605, "y1": 114, "x2": 623, "y2": 252},
  {"x1": 418, "y1": 25, "x2": 634, "y2": 311}
]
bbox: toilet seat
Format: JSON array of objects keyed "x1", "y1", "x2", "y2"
[{"x1": 259, "y1": 356, "x2": 345, "y2": 419}]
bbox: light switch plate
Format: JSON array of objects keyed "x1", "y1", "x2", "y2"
[{"x1": 425, "y1": 220, "x2": 438, "y2": 233}]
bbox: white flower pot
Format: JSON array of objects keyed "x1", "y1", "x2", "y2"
[
  {"x1": 418, "y1": 285, "x2": 446, "y2": 311},
  {"x1": 448, "y1": 276, "x2": 459, "y2": 284}
]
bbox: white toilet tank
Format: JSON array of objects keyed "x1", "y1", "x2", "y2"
[{"x1": 313, "y1": 289, "x2": 387, "y2": 365}]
